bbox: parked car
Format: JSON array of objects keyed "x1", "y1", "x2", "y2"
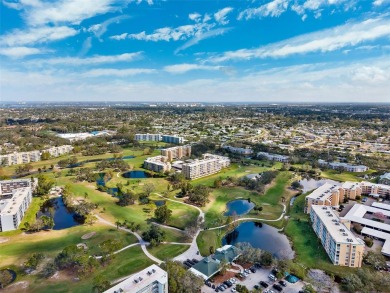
[
  {"x1": 278, "y1": 280, "x2": 287, "y2": 287},
  {"x1": 260, "y1": 281, "x2": 269, "y2": 288},
  {"x1": 273, "y1": 284, "x2": 283, "y2": 292},
  {"x1": 268, "y1": 274, "x2": 277, "y2": 281}
]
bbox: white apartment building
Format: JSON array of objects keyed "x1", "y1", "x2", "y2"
[
  {"x1": 222, "y1": 145, "x2": 253, "y2": 155},
  {"x1": 310, "y1": 205, "x2": 365, "y2": 267},
  {"x1": 104, "y1": 264, "x2": 168, "y2": 293},
  {"x1": 318, "y1": 159, "x2": 368, "y2": 172},
  {"x1": 182, "y1": 154, "x2": 230, "y2": 180},
  {"x1": 162, "y1": 135, "x2": 184, "y2": 144},
  {"x1": 135, "y1": 133, "x2": 162, "y2": 142},
  {"x1": 203, "y1": 153, "x2": 231, "y2": 168},
  {"x1": 0, "y1": 179, "x2": 36, "y2": 232},
  {"x1": 257, "y1": 152, "x2": 289, "y2": 163},
  {"x1": 0, "y1": 150, "x2": 41, "y2": 166},
  {"x1": 42, "y1": 145, "x2": 73, "y2": 158},
  {"x1": 161, "y1": 145, "x2": 191, "y2": 161},
  {"x1": 143, "y1": 156, "x2": 171, "y2": 173}
]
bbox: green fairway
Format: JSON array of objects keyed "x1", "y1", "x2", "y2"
[
  {"x1": 320, "y1": 169, "x2": 376, "y2": 182},
  {"x1": 197, "y1": 229, "x2": 226, "y2": 256},
  {"x1": 26, "y1": 245, "x2": 155, "y2": 293},
  {"x1": 147, "y1": 244, "x2": 190, "y2": 260},
  {"x1": 0, "y1": 224, "x2": 137, "y2": 268}
]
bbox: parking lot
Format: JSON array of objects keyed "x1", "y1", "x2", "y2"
[{"x1": 201, "y1": 267, "x2": 305, "y2": 293}]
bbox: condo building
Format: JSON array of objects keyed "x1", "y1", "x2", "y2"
[
  {"x1": 161, "y1": 145, "x2": 191, "y2": 161},
  {"x1": 162, "y1": 135, "x2": 184, "y2": 144},
  {"x1": 310, "y1": 205, "x2": 365, "y2": 267},
  {"x1": 143, "y1": 156, "x2": 171, "y2": 173},
  {"x1": 0, "y1": 150, "x2": 41, "y2": 166},
  {"x1": 305, "y1": 181, "x2": 390, "y2": 213},
  {"x1": 318, "y1": 159, "x2": 368, "y2": 172},
  {"x1": 104, "y1": 264, "x2": 168, "y2": 293},
  {"x1": 135, "y1": 133, "x2": 162, "y2": 142},
  {"x1": 43, "y1": 145, "x2": 73, "y2": 158},
  {"x1": 0, "y1": 179, "x2": 36, "y2": 232},
  {"x1": 182, "y1": 154, "x2": 230, "y2": 180},
  {"x1": 257, "y1": 152, "x2": 289, "y2": 163},
  {"x1": 0, "y1": 145, "x2": 73, "y2": 166},
  {"x1": 222, "y1": 145, "x2": 253, "y2": 155}
]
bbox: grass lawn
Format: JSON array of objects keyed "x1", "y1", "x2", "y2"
[
  {"x1": 284, "y1": 192, "x2": 356, "y2": 277},
  {"x1": 162, "y1": 228, "x2": 190, "y2": 243},
  {"x1": 25, "y1": 245, "x2": 155, "y2": 293},
  {"x1": 203, "y1": 171, "x2": 294, "y2": 227},
  {"x1": 320, "y1": 169, "x2": 376, "y2": 182},
  {"x1": 0, "y1": 224, "x2": 137, "y2": 268},
  {"x1": 197, "y1": 229, "x2": 227, "y2": 256},
  {"x1": 147, "y1": 244, "x2": 190, "y2": 261},
  {"x1": 191, "y1": 163, "x2": 279, "y2": 187}
]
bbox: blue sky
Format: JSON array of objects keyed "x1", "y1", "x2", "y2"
[{"x1": 1, "y1": 0, "x2": 390, "y2": 103}]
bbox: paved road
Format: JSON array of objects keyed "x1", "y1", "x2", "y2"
[{"x1": 96, "y1": 214, "x2": 162, "y2": 264}]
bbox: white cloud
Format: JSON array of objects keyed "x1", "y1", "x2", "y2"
[
  {"x1": 0, "y1": 46, "x2": 43, "y2": 58},
  {"x1": 238, "y1": 0, "x2": 350, "y2": 20},
  {"x1": 88, "y1": 15, "x2": 130, "y2": 39},
  {"x1": 110, "y1": 33, "x2": 128, "y2": 40},
  {"x1": 24, "y1": 0, "x2": 121, "y2": 26},
  {"x1": 373, "y1": 0, "x2": 390, "y2": 6},
  {"x1": 238, "y1": 0, "x2": 289, "y2": 20},
  {"x1": 83, "y1": 68, "x2": 156, "y2": 77},
  {"x1": 214, "y1": 7, "x2": 234, "y2": 25},
  {"x1": 164, "y1": 63, "x2": 221, "y2": 74},
  {"x1": 27, "y1": 52, "x2": 143, "y2": 66},
  {"x1": 2, "y1": 57, "x2": 389, "y2": 102},
  {"x1": 189, "y1": 12, "x2": 201, "y2": 22},
  {"x1": 207, "y1": 16, "x2": 390, "y2": 62},
  {"x1": 175, "y1": 27, "x2": 233, "y2": 54},
  {"x1": 0, "y1": 26, "x2": 78, "y2": 46}
]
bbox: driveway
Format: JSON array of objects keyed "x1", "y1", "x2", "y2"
[{"x1": 201, "y1": 267, "x2": 304, "y2": 293}]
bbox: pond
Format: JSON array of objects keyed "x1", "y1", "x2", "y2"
[
  {"x1": 0, "y1": 269, "x2": 16, "y2": 288},
  {"x1": 299, "y1": 178, "x2": 340, "y2": 193},
  {"x1": 122, "y1": 170, "x2": 150, "y2": 179},
  {"x1": 154, "y1": 200, "x2": 166, "y2": 207},
  {"x1": 38, "y1": 197, "x2": 81, "y2": 230},
  {"x1": 222, "y1": 221, "x2": 294, "y2": 259},
  {"x1": 224, "y1": 199, "x2": 255, "y2": 216}
]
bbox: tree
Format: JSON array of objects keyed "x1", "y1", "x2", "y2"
[
  {"x1": 235, "y1": 284, "x2": 250, "y2": 293},
  {"x1": 41, "y1": 215, "x2": 54, "y2": 230},
  {"x1": 142, "y1": 225, "x2": 166, "y2": 247},
  {"x1": 24, "y1": 253, "x2": 45, "y2": 270},
  {"x1": 260, "y1": 251, "x2": 274, "y2": 267},
  {"x1": 100, "y1": 239, "x2": 122, "y2": 256},
  {"x1": 117, "y1": 192, "x2": 135, "y2": 206},
  {"x1": 115, "y1": 220, "x2": 121, "y2": 230},
  {"x1": 364, "y1": 251, "x2": 386, "y2": 270},
  {"x1": 0, "y1": 270, "x2": 14, "y2": 288},
  {"x1": 92, "y1": 275, "x2": 111, "y2": 293},
  {"x1": 209, "y1": 246, "x2": 215, "y2": 255},
  {"x1": 143, "y1": 183, "x2": 155, "y2": 197},
  {"x1": 161, "y1": 261, "x2": 204, "y2": 293},
  {"x1": 188, "y1": 185, "x2": 210, "y2": 206},
  {"x1": 34, "y1": 174, "x2": 55, "y2": 197},
  {"x1": 41, "y1": 151, "x2": 51, "y2": 160},
  {"x1": 84, "y1": 214, "x2": 97, "y2": 225},
  {"x1": 154, "y1": 204, "x2": 172, "y2": 224},
  {"x1": 291, "y1": 180, "x2": 302, "y2": 189}
]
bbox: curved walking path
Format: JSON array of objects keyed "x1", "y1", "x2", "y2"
[
  {"x1": 151, "y1": 221, "x2": 185, "y2": 233},
  {"x1": 154, "y1": 193, "x2": 204, "y2": 262},
  {"x1": 95, "y1": 214, "x2": 162, "y2": 264},
  {"x1": 94, "y1": 243, "x2": 141, "y2": 259},
  {"x1": 206, "y1": 203, "x2": 286, "y2": 231}
]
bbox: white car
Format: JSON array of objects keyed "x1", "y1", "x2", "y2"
[{"x1": 231, "y1": 289, "x2": 236, "y2": 293}]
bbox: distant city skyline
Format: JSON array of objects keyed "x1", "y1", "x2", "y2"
[{"x1": 1, "y1": 0, "x2": 390, "y2": 102}]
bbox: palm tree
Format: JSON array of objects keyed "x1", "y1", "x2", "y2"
[{"x1": 115, "y1": 220, "x2": 121, "y2": 230}]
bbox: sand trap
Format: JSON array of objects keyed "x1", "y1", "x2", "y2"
[
  {"x1": 77, "y1": 243, "x2": 88, "y2": 250},
  {"x1": 0, "y1": 237, "x2": 9, "y2": 244},
  {"x1": 81, "y1": 231, "x2": 96, "y2": 240}
]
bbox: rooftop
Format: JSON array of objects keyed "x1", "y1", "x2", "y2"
[
  {"x1": 306, "y1": 183, "x2": 340, "y2": 200},
  {"x1": 342, "y1": 204, "x2": 390, "y2": 234},
  {"x1": 103, "y1": 264, "x2": 167, "y2": 293},
  {"x1": 312, "y1": 205, "x2": 364, "y2": 245},
  {"x1": 0, "y1": 188, "x2": 30, "y2": 215}
]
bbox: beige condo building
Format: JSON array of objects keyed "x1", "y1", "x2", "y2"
[
  {"x1": 143, "y1": 156, "x2": 171, "y2": 173},
  {"x1": 310, "y1": 205, "x2": 365, "y2": 268},
  {"x1": 161, "y1": 145, "x2": 191, "y2": 161},
  {"x1": 182, "y1": 154, "x2": 230, "y2": 180}
]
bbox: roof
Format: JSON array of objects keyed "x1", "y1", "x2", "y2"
[
  {"x1": 342, "y1": 204, "x2": 390, "y2": 234},
  {"x1": 380, "y1": 173, "x2": 390, "y2": 180},
  {"x1": 190, "y1": 256, "x2": 220, "y2": 279},
  {"x1": 0, "y1": 188, "x2": 30, "y2": 215},
  {"x1": 103, "y1": 264, "x2": 167, "y2": 293},
  {"x1": 214, "y1": 245, "x2": 240, "y2": 263},
  {"x1": 361, "y1": 227, "x2": 390, "y2": 256},
  {"x1": 311, "y1": 205, "x2": 364, "y2": 245},
  {"x1": 306, "y1": 183, "x2": 340, "y2": 200},
  {"x1": 371, "y1": 202, "x2": 390, "y2": 211}
]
